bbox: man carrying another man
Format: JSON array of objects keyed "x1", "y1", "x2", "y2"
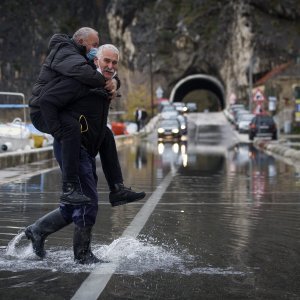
[
  {"x1": 25, "y1": 30, "x2": 145, "y2": 264},
  {"x1": 29, "y1": 27, "x2": 145, "y2": 207}
]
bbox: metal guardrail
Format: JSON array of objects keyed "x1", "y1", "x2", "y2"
[{"x1": 0, "y1": 92, "x2": 27, "y2": 124}]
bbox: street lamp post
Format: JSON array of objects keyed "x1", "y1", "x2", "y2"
[
  {"x1": 149, "y1": 52, "x2": 154, "y2": 117},
  {"x1": 248, "y1": 56, "x2": 255, "y2": 112}
]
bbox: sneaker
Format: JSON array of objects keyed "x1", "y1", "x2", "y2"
[
  {"x1": 109, "y1": 183, "x2": 146, "y2": 207},
  {"x1": 60, "y1": 182, "x2": 91, "y2": 206}
]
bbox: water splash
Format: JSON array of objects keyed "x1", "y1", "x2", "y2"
[
  {"x1": 1, "y1": 234, "x2": 192, "y2": 274},
  {"x1": 1, "y1": 234, "x2": 247, "y2": 276},
  {"x1": 5, "y1": 231, "x2": 35, "y2": 259},
  {"x1": 94, "y1": 236, "x2": 189, "y2": 275}
]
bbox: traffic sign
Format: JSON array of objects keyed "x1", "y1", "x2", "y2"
[{"x1": 253, "y1": 89, "x2": 265, "y2": 102}]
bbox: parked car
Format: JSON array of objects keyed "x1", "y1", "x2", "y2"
[
  {"x1": 226, "y1": 104, "x2": 245, "y2": 124},
  {"x1": 236, "y1": 113, "x2": 255, "y2": 133},
  {"x1": 248, "y1": 115, "x2": 277, "y2": 140},
  {"x1": 158, "y1": 100, "x2": 171, "y2": 112},
  {"x1": 233, "y1": 107, "x2": 249, "y2": 123},
  {"x1": 160, "y1": 105, "x2": 179, "y2": 119},
  {"x1": 186, "y1": 102, "x2": 198, "y2": 112},
  {"x1": 176, "y1": 115, "x2": 188, "y2": 135},
  {"x1": 234, "y1": 109, "x2": 250, "y2": 126},
  {"x1": 173, "y1": 102, "x2": 188, "y2": 114},
  {"x1": 157, "y1": 119, "x2": 182, "y2": 141}
]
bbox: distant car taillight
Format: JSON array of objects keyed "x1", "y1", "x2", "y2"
[{"x1": 250, "y1": 123, "x2": 256, "y2": 129}]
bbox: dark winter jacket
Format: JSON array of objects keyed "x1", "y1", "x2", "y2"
[
  {"x1": 40, "y1": 76, "x2": 110, "y2": 157},
  {"x1": 29, "y1": 33, "x2": 118, "y2": 112}
]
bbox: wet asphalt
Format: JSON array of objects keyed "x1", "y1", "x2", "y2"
[{"x1": 0, "y1": 112, "x2": 299, "y2": 300}]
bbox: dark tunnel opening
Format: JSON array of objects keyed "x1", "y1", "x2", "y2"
[{"x1": 169, "y1": 75, "x2": 225, "y2": 110}]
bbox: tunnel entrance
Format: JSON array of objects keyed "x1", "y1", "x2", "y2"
[{"x1": 169, "y1": 75, "x2": 225, "y2": 111}]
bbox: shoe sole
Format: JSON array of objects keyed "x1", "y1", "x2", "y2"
[{"x1": 110, "y1": 192, "x2": 146, "y2": 207}]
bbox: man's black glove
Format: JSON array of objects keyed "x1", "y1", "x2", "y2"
[{"x1": 89, "y1": 87, "x2": 109, "y2": 98}]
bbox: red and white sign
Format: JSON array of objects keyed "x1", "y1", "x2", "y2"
[
  {"x1": 253, "y1": 103, "x2": 265, "y2": 115},
  {"x1": 253, "y1": 89, "x2": 265, "y2": 102}
]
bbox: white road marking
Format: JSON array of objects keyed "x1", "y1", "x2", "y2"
[{"x1": 71, "y1": 169, "x2": 175, "y2": 300}]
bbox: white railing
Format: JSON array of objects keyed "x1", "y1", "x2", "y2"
[{"x1": 0, "y1": 92, "x2": 27, "y2": 124}]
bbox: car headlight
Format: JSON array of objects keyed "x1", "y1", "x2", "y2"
[
  {"x1": 157, "y1": 128, "x2": 165, "y2": 133},
  {"x1": 183, "y1": 107, "x2": 188, "y2": 112},
  {"x1": 181, "y1": 125, "x2": 186, "y2": 130},
  {"x1": 172, "y1": 128, "x2": 179, "y2": 133}
]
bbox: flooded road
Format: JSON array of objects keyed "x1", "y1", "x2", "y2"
[{"x1": 0, "y1": 113, "x2": 300, "y2": 299}]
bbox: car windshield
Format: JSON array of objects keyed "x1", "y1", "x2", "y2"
[
  {"x1": 162, "y1": 106, "x2": 176, "y2": 112},
  {"x1": 256, "y1": 116, "x2": 274, "y2": 124},
  {"x1": 160, "y1": 120, "x2": 178, "y2": 127},
  {"x1": 240, "y1": 114, "x2": 255, "y2": 121}
]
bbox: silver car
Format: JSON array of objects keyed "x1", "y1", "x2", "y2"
[{"x1": 236, "y1": 113, "x2": 255, "y2": 133}]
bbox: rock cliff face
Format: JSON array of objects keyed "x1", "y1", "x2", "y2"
[
  {"x1": 1, "y1": 0, "x2": 300, "y2": 105},
  {"x1": 0, "y1": 0, "x2": 110, "y2": 98},
  {"x1": 106, "y1": 0, "x2": 300, "y2": 102}
]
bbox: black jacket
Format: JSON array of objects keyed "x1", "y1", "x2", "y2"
[
  {"x1": 29, "y1": 33, "x2": 119, "y2": 112},
  {"x1": 40, "y1": 77, "x2": 110, "y2": 157}
]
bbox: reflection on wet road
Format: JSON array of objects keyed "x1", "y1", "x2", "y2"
[{"x1": 0, "y1": 113, "x2": 300, "y2": 299}]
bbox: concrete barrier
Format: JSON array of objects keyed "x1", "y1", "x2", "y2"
[
  {"x1": 0, "y1": 131, "x2": 146, "y2": 170},
  {"x1": 0, "y1": 146, "x2": 54, "y2": 169}
]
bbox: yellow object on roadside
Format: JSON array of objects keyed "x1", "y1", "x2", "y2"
[{"x1": 32, "y1": 134, "x2": 44, "y2": 148}]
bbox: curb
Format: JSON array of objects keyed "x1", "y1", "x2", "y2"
[{"x1": 254, "y1": 139, "x2": 300, "y2": 163}]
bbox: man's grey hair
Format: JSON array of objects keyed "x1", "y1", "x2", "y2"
[
  {"x1": 73, "y1": 27, "x2": 98, "y2": 42},
  {"x1": 97, "y1": 44, "x2": 119, "y2": 60}
]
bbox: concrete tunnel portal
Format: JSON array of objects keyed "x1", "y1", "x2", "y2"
[{"x1": 169, "y1": 75, "x2": 226, "y2": 110}]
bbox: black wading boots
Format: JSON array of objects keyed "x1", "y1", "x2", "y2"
[
  {"x1": 25, "y1": 208, "x2": 70, "y2": 258},
  {"x1": 60, "y1": 181, "x2": 91, "y2": 206},
  {"x1": 109, "y1": 183, "x2": 146, "y2": 207},
  {"x1": 73, "y1": 226, "x2": 108, "y2": 265}
]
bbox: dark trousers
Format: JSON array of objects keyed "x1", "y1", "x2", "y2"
[
  {"x1": 54, "y1": 140, "x2": 98, "y2": 227},
  {"x1": 30, "y1": 111, "x2": 123, "y2": 189},
  {"x1": 31, "y1": 111, "x2": 80, "y2": 183},
  {"x1": 99, "y1": 127, "x2": 123, "y2": 190}
]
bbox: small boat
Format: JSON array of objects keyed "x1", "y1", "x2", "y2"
[
  {"x1": 0, "y1": 118, "x2": 53, "y2": 152},
  {"x1": 0, "y1": 92, "x2": 53, "y2": 152}
]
